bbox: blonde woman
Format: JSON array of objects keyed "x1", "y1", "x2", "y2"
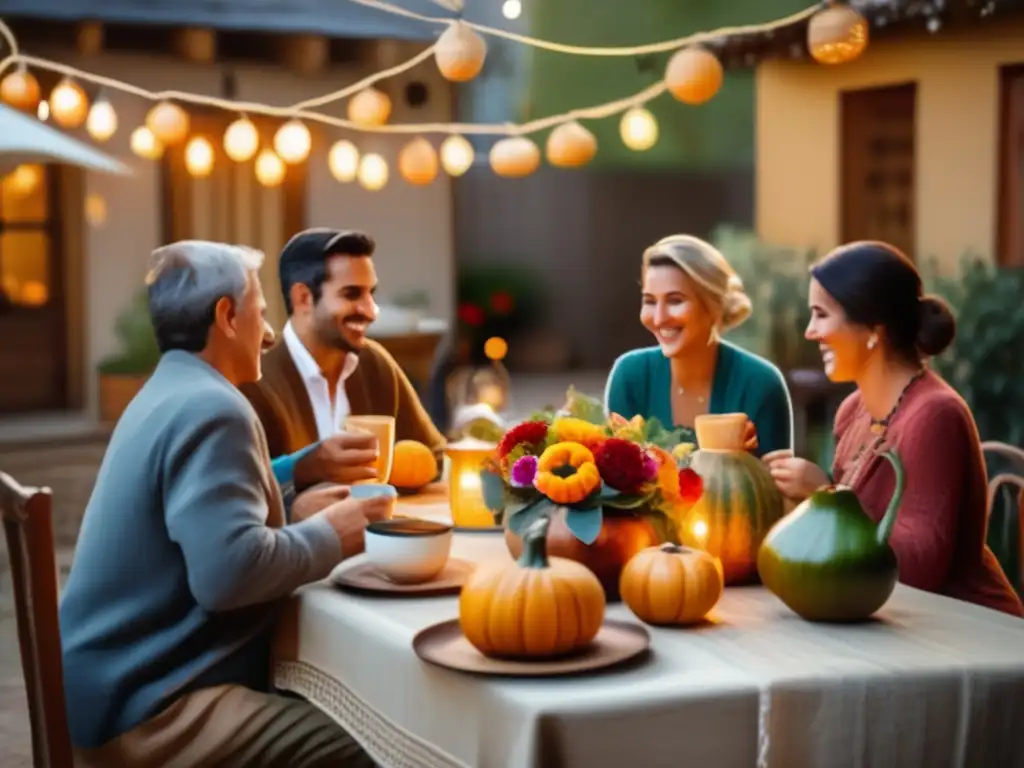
[{"x1": 604, "y1": 234, "x2": 793, "y2": 457}]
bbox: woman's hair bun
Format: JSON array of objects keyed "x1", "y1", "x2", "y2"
[
  {"x1": 719, "y1": 284, "x2": 752, "y2": 332},
  {"x1": 916, "y1": 294, "x2": 956, "y2": 357}
]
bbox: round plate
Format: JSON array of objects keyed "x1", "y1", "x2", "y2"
[
  {"x1": 412, "y1": 619, "x2": 651, "y2": 677},
  {"x1": 332, "y1": 558, "x2": 474, "y2": 597}
]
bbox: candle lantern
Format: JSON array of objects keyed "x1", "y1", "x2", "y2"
[{"x1": 444, "y1": 438, "x2": 499, "y2": 528}]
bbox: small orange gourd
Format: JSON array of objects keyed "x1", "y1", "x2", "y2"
[
  {"x1": 388, "y1": 440, "x2": 438, "y2": 490},
  {"x1": 459, "y1": 516, "x2": 606, "y2": 658},
  {"x1": 620, "y1": 544, "x2": 724, "y2": 626}
]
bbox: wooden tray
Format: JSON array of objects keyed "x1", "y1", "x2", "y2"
[
  {"x1": 332, "y1": 558, "x2": 474, "y2": 597},
  {"x1": 412, "y1": 619, "x2": 651, "y2": 677}
]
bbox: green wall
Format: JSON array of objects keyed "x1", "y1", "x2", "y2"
[{"x1": 525, "y1": 0, "x2": 811, "y2": 171}]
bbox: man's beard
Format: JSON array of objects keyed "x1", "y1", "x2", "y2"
[{"x1": 315, "y1": 312, "x2": 371, "y2": 354}]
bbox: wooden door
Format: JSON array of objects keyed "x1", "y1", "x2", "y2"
[
  {"x1": 840, "y1": 83, "x2": 917, "y2": 259},
  {"x1": 0, "y1": 164, "x2": 68, "y2": 413},
  {"x1": 998, "y1": 65, "x2": 1024, "y2": 267}
]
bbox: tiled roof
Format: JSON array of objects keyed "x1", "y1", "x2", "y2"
[{"x1": 0, "y1": 0, "x2": 459, "y2": 41}]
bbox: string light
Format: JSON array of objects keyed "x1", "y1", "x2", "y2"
[
  {"x1": 130, "y1": 126, "x2": 163, "y2": 160},
  {"x1": 85, "y1": 95, "x2": 117, "y2": 141},
  {"x1": 49, "y1": 77, "x2": 87, "y2": 128},
  {"x1": 274, "y1": 119, "x2": 312, "y2": 164},
  {"x1": 439, "y1": 134, "x2": 474, "y2": 176},
  {"x1": 255, "y1": 149, "x2": 286, "y2": 187},
  {"x1": 620, "y1": 107, "x2": 658, "y2": 151},
  {"x1": 358, "y1": 153, "x2": 389, "y2": 191},
  {"x1": 328, "y1": 139, "x2": 360, "y2": 182},
  {"x1": 224, "y1": 116, "x2": 259, "y2": 162},
  {"x1": 185, "y1": 136, "x2": 215, "y2": 177}
]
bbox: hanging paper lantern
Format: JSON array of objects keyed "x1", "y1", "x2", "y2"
[
  {"x1": 665, "y1": 46, "x2": 724, "y2": 105},
  {"x1": 50, "y1": 79, "x2": 89, "y2": 129},
  {"x1": 255, "y1": 149, "x2": 286, "y2": 187},
  {"x1": 85, "y1": 97, "x2": 118, "y2": 142},
  {"x1": 435, "y1": 21, "x2": 487, "y2": 82},
  {"x1": 808, "y1": 3, "x2": 869, "y2": 65},
  {"x1": 328, "y1": 140, "x2": 360, "y2": 182},
  {"x1": 546, "y1": 121, "x2": 597, "y2": 168},
  {"x1": 224, "y1": 117, "x2": 259, "y2": 162},
  {"x1": 146, "y1": 101, "x2": 190, "y2": 145},
  {"x1": 130, "y1": 126, "x2": 164, "y2": 160},
  {"x1": 358, "y1": 153, "x2": 389, "y2": 191},
  {"x1": 0, "y1": 69, "x2": 41, "y2": 112},
  {"x1": 440, "y1": 135, "x2": 474, "y2": 177},
  {"x1": 6, "y1": 165, "x2": 42, "y2": 196},
  {"x1": 273, "y1": 120, "x2": 311, "y2": 164},
  {"x1": 347, "y1": 88, "x2": 392, "y2": 127},
  {"x1": 185, "y1": 137, "x2": 215, "y2": 178},
  {"x1": 619, "y1": 107, "x2": 658, "y2": 151},
  {"x1": 398, "y1": 137, "x2": 439, "y2": 186},
  {"x1": 489, "y1": 137, "x2": 540, "y2": 178}
]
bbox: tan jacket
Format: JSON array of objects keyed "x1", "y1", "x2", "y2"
[{"x1": 240, "y1": 339, "x2": 446, "y2": 461}]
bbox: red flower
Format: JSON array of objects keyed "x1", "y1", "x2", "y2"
[
  {"x1": 593, "y1": 438, "x2": 647, "y2": 494},
  {"x1": 458, "y1": 302, "x2": 485, "y2": 327},
  {"x1": 496, "y1": 420, "x2": 549, "y2": 459},
  {"x1": 490, "y1": 290, "x2": 514, "y2": 315},
  {"x1": 678, "y1": 468, "x2": 703, "y2": 505}
]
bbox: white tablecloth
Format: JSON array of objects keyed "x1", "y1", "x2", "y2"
[{"x1": 275, "y1": 502, "x2": 1024, "y2": 768}]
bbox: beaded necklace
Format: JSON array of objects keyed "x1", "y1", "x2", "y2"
[{"x1": 843, "y1": 367, "x2": 926, "y2": 489}]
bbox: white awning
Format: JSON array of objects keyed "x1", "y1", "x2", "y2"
[{"x1": 0, "y1": 103, "x2": 131, "y2": 176}]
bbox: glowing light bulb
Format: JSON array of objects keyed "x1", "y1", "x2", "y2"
[
  {"x1": 328, "y1": 140, "x2": 360, "y2": 182},
  {"x1": 502, "y1": 0, "x2": 522, "y2": 20},
  {"x1": 130, "y1": 126, "x2": 164, "y2": 160},
  {"x1": 357, "y1": 153, "x2": 388, "y2": 191},
  {"x1": 224, "y1": 117, "x2": 259, "y2": 162},
  {"x1": 619, "y1": 107, "x2": 658, "y2": 151},
  {"x1": 273, "y1": 120, "x2": 311, "y2": 164},
  {"x1": 440, "y1": 134, "x2": 474, "y2": 176},
  {"x1": 255, "y1": 149, "x2": 286, "y2": 187},
  {"x1": 86, "y1": 97, "x2": 118, "y2": 142},
  {"x1": 185, "y1": 137, "x2": 215, "y2": 178}
]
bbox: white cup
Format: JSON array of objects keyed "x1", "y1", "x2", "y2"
[{"x1": 364, "y1": 518, "x2": 453, "y2": 584}]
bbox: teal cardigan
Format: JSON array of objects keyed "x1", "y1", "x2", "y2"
[{"x1": 604, "y1": 341, "x2": 793, "y2": 458}]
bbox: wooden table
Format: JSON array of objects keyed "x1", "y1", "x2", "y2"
[{"x1": 274, "y1": 494, "x2": 1024, "y2": 768}]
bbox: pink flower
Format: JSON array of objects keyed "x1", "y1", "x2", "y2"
[
  {"x1": 510, "y1": 455, "x2": 538, "y2": 488},
  {"x1": 642, "y1": 452, "x2": 660, "y2": 482}
]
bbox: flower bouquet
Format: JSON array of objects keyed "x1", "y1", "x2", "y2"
[{"x1": 479, "y1": 387, "x2": 704, "y2": 548}]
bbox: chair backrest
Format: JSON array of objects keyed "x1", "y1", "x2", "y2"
[
  {"x1": 0, "y1": 471, "x2": 73, "y2": 768},
  {"x1": 982, "y1": 442, "x2": 1024, "y2": 518}
]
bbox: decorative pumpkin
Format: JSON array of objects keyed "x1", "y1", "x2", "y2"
[
  {"x1": 546, "y1": 121, "x2": 597, "y2": 168},
  {"x1": 489, "y1": 136, "x2": 540, "y2": 178},
  {"x1": 620, "y1": 544, "x2": 723, "y2": 626},
  {"x1": 664, "y1": 46, "x2": 723, "y2": 105},
  {"x1": 679, "y1": 414, "x2": 785, "y2": 585},
  {"x1": 398, "y1": 137, "x2": 439, "y2": 186},
  {"x1": 434, "y1": 21, "x2": 487, "y2": 82},
  {"x1": 461, "y1": 516, "x2": 606, "y2": 658},
  {"x1": 389, "y1": 440, "x2": 438, "y2": 490}
]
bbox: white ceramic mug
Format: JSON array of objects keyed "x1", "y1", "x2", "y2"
[{"x1": 364, "y1": 518, "x2": 453, "y2": 584}]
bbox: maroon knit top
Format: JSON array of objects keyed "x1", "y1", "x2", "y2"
[{"x1": 832, "y1": 370, "x2": 1023, "y2": 617}]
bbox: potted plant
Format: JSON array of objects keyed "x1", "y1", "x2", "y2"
[{"x1": 96, "y1": 288, "x2": 160, "y2": 423}]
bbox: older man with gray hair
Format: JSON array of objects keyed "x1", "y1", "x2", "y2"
[{"x1": 60, "y1": 241, "x2": 385, "y2": 767}]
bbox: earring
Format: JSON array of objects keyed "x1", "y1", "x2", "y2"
[{"x1": 867, "y1": 335, "x2": 877, "y2": 350}]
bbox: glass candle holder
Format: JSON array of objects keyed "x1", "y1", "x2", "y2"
[{"x1": 444, "y1": 438, "x2": 499, "y2": 528}]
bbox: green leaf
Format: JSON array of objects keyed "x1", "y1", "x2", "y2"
[
  {"x1": 565, "y1": 506, "x2": 603, "y2": 545},
  {"x1": 507, "y1": 498, "x2": 554, "y2": 537},
  {"x1": 603, "y1": 493, "x2": 652, "y2": 510},
  {"x1": 562, "y1": 385, "x2": 606, "y2": 425},
  {"x1": 480, "y1": 469, "x2": 506, "y2": 512}
]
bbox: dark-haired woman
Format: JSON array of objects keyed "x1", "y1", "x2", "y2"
[{"x1": 763, "y1": 240, "x2": 1022, "y2": 617}]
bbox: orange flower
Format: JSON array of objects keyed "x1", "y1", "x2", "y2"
[{"x1": 534, "y1": 441, "x2": 601, "y2": 505}]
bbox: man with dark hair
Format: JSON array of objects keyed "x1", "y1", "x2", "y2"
[{"x1": 242, "y1": 228, "x2": 445, "y2": 490}]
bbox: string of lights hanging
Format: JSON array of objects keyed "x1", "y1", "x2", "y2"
[{"x1": 0, "y1": 0, "x2": 872, "y2": 191}]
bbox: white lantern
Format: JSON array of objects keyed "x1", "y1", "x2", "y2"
[
  {"x1": 50, "y1": 78, "x2": 88, "y2": 129},
  {"x1": 146, "y1": 101, "x2": 190, "y2": 145},
  {"x1": 255, "y1": 149, "x2": 286, "y2": 187},
  {"x1": 546, "y1": 121, "x2": 597, "y2": 168},
  {"x1": 435, "y1": 21, "x2": 487, "y2": 82},
  {"x1": 347, "y1": 88, "x2": 392, "y2": 127},
  {"x1": 398, "y1": 137, "x2": 439, "y2": 186},
  {"x1": 274, "y1": 120, "x2": 311, "y2": 164},
  {"x1": 440, "y1": 135, "x2": 474, "y2": 177},
  {"x1": 185, "y1": 137, "x2": 215, "y2": 178},
  {"x1": 619, "y1": 107, "x2": 658, "y2": 151},
  {"x1": 224, "y1": 117, "x2": 259, "y2": 162},
  {"x1": 357, "y1": 153, "x2": 388, "y2": 191},
  {"x1": 130, "y1": 126, "x2": 164, "y2": 160},
  {"x1": 328, "y1": 140, "x2": 360, "y2": 182},
  {"x1": 489, "y1": 136, "x2": 540, "y2": 178},
  {"x1": 85, "y1": 97, "x2": 118, "y2": 142}
]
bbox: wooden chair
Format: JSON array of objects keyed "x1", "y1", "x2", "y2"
[
  {"x1": 981, "y1": 442, "x2": 1024, "y2": 593},
  {"x1": 0, "y1": 471, "x2": 73, "y2": 768}
]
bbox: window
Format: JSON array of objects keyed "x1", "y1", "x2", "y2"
[
  {"x1": 0, "y1": 164, "x2": 55, "y2": 309},
  {"x1": 840, "y1": 83, "x2": 917, "y2": 260},
  {"x1": 998, "y1": 65, "x2": 1024, "y2": 267}
]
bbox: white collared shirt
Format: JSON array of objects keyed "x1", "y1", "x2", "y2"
[{"x1": 282, "y1": 321, "x2": 361, "y2": 441}]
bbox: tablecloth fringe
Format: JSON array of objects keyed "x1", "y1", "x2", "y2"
[
  {"x1": 275, "y1": 660, "x2": 468, "y2": 768},
  {"x1": 758, "y1": 686, "x2": 771, "y2": 768}
]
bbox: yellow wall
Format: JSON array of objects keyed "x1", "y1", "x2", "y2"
[{"x1": 755, "y1": 20, "x2": 1024, "y2": 271}]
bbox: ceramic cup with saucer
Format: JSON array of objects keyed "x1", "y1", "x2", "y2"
[
  {"x1": 364, "y1": 518, "x2": 453, "y2": 584},
  {"x1": 346, "y1": 482, "x2": 398, "y2": 520}
]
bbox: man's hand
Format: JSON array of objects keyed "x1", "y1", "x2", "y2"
[
  {"x1": 290, "y1": 483, "x2": 350, "y2": 523},
  {"x1": 293, "y1": 431, "x2": 380, "y2": 489},
  {"x1": 318, "y1": 494, "x2": 393, "y2": 558}
]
